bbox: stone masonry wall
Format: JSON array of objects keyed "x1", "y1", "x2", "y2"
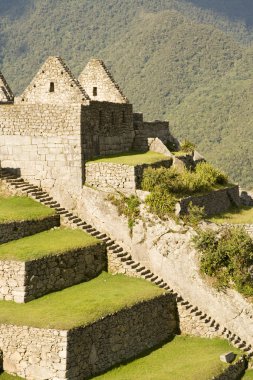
[
  {"x1": 81, "y1": 102, "x2": 134, "y2": 160},
  {"x1": 177, "y1": 186, "x2": 240, "y2": 217},
  {"x1": 0, "y1": 215, "x2": 60, "y2": 244},
  {"x1": 0, "y1": 324, "x2": 68, "y2": 380},
  {"x1": 66, "y1": 294, "x2": 178, "y2": 380},
  {"x1": 0, "y1": 104, "x2": 83, "y2": 190},
  {"x1": 0, "y1": 243, "x2": 107, "y2": 303},
  {"x1": 85, "y1": 160, "x2": 172, "y2": 192},
  {"x1": 132, "y1": 113, "x2": 179, "y2": 151}
]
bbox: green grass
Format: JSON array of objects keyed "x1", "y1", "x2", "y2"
[
  {"x1": 0, "y1": 374, "x2": 23, "y2": 380},
  {"x1": 0, "y1": 197, "x2": 55, "y2": 222},
  {"x1": 87, "y1": 151, "x2": 170, "y2": 166},
  {"x1": 0, "y1": 228, "x2": 100, "y2": 261},
  {"x1": 94, "y1": 335, "x2": 241, "y2": 380},
  {"x1": 243, "y1": 370, "x2": 253, "y2": 379},
  {"x1": 209, "y1": 206, "x2": 253, "y2": 225},
  {"x1": 0, "y1": 272, "x2": 164, "y2": 329}
]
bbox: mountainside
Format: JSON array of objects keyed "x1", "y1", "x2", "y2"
[{"x1": 0, "y1": 0, "x2": 253, "y2": 187}]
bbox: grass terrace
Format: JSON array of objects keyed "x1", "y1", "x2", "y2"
[
  {"x1": 243, "y1": 370, "x2": 253, "y2": 379},
  {"x1": 209, "y1": 206, "x2": 253, "y2": 225},
  {"x1": 94, "y1": 336, "x2": 242, "y2": 380},
  {"x1": 0, "y1": 374, "x2": 24, "y2": 380},
  {"x1": 0, "y1": 272, "x2": 164, "y2": 329},
  {"x1": 0, "y1": 197, "x2": 55, "y2": 223},
  {"x1": 87, "y1": 151, "x2": 170, "y2": 166},
  {"x1": 0, "y1": 228, "x2": 100, "y2": 261}
]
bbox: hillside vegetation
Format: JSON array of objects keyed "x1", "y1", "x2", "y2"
[{"x1": 0, "y1": 0, "x2": 253, "y2": 187}]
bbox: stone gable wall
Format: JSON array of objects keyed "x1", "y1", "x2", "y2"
[
  {"x1": 67, "y1": 294, "x2": 178, "y2": 380},
  {"x1": 0, "y1": 215, "x2": 60, "y2": 244},
  {"x1": 79, "y1": 59, "x2": 128, "y2": 104},
  {"x1": 15, "y1": 57, "x2": 89, "y2": 105},
  {"x1": 81, "y1": 102, "x2": 134, "y2": 160},
  {"x1": 0, "y1": 243, "x2": 107, "y2": 303},
  {"x1": 0, "y1": 325, "x2": 68, "y2": 380},
  {"x1": 85, "y1": 160, "x2": 172, "y2": 192}
]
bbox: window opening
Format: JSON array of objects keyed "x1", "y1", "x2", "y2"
[
  {"x1": 122, "y1": 111, "x2": 126, "y2": 123},
  {"x1": 49, "y1": 82, "x2": 55, "y2": 93},
  {"x1": 93, "y1": 87, "x2": 97, "y2": 96}
]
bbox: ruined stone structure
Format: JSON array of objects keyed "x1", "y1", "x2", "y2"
[{"x1": 0, "y1": 56, "x2": 175, "y2": 194}]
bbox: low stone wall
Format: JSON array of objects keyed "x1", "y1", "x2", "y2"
[
  {"x1": 0, "y1": 294, "x2": 177, "y2": 380},
  {"x1": 0, "y1": 243, "x2": 107, "y2": 303},
  {"x1": 85, "y1": 160, "x2": 172, "y2": 192},
  {"x1": 67, "y1": 294, "x2": 178, "y2": 379},
  {"x1": 0, "y1": 324, "x2": 68, "y2": 380},
  {"x1": 0, "y1": 214, "x2": 60, "y2": 244},
  {"x1": 176, "y1": 186, "x2": 240, "y2": 217}
]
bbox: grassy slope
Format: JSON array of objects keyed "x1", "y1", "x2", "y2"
[
  {"x1": 210, "y1": 206, "x2": 253, "y2": 224},
  {"x1": 0, "y1": 374, "x2": 23, "y2": 380},
  {"x1": 0, "y1": 228, "x2": 99, "y2": 261},
  {"x1": 0, "y1": 272, "x2": 164, "y2": 329},
  {"x1": 0, "y1": 197, "x2": 55, "y2": 222},
  {"x1": 88, "y1": 151, "x2": 170, "y2": 165},
  {"x1": 94, "y1": 336, "x2": 241, "y2": 380},
  {"x1": 243, "y1": 370, "x2": 253, "y2": 379},
  {"x1": 0, "y1": 1, "x2": 253, "y2": 188}
]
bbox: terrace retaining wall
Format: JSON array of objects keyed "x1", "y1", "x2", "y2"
[
  {"x1": 67, "y1": 293, "x2": 178, "y2": 379},
  {"x1": 0, "y1": 243, "x2": 107, "y2": 303},
  {"x1": 85, "y1": 160, "x2": 172, "y2": 192},
  {"x1": 0, "y1": 294, "x2": 177, "y2": 380},
  {"x1": 0, "y1": 214, "x2": 60, "y2": 244},
  {"x1": 176, "y1": 186, "x2": 240, "y2": 217}
]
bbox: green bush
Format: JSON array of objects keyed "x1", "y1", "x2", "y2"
[
  {"x1": 145, "y1": 186, "x2": 177, "y2": 219},
  {"x1": 142, "y1": 162, "x2": 230, "y2": 220},
  {"x1": 194, "y1": 227, "x2": 253, "y2": 295},
  {"x1": 183, "y1": 202, "x2": 206, "y2": 226},
  {"x1": 180, "y1": 140, "x2": 196, "y2": 153},
  {"x1": 107, "y1": 193, "x2": 140, "y2": 235}
]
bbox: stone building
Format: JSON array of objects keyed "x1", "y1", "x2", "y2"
[{"x1": 0, "y1": 56, "x2": 175, "y2": 191}]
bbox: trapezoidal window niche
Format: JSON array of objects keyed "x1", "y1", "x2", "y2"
[
  {"x1": 49, "y1": 82, "x2": 55, "y2": 93},
  {"x1": 93, "y1": 87, "x2": 98, "y2": 96}
]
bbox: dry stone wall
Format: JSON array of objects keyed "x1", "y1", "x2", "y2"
[
  {"x1": 0, "y1": 104, "x2": 83, "y2": 190},
  {"x1": 177, "y1": 186, "x2": 240, "y2": 217},
  {"x1": 0, "y1": 215, "x2": 60, "y2": 244},
  {"x1": 66, "y1": 294, "x2": 178, "y2": 380},
  {"x1": 81, "y1": 102, "x2": 134, "y2": 160},
  {"x1": 0, "y1": 294, "x2": 177, "y2": 380},
  {"x1": 85, "y1": 160, "x2": 172, "y2": 192},
  {"x1": 132, "y1": 113, "x2": 179, "y2": 151},
  {"x1": 0, "y1": 324, "x2": 68, "y2": 380},
  {"x1": 0, "y1": 243, "x2": 107, "y2": 303}
]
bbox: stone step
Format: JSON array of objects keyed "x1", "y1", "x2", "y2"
[
  {"x1": 125, "y1": 260, "x2": 135, "y2": 266},
  {"x1": 140, "y1": 269, "x2": 151, "y2": 276},
  {"x1": 136, "y1": 266, "x2": 145, "y2": 272},
  {"x1": 121, "y1": 254, "x2": 132, "y2": 262},
  {"x1": 116, "y1": 252, "x2": 128, "y2": 258},
  {"x1": 131, "y1": 262, "x2": 140, "y2": 269}
]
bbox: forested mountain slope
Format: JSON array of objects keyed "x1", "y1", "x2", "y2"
[{"x1": 0, "y1": 0, "x2": 253, "y2": 187}]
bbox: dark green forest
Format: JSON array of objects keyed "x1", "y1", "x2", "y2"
[{"x1": 0, "y1": 0, "x2": 253, "y2": 187}]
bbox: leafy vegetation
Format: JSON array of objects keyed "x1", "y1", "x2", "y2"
[
  {"x1": 0, "y1": 228, "x2": 99, "y2": 261},
  {"x1": 88, "y1": 151, "x2": 170, "y2": 166},
  {"x1": 0, "y1": 1, "x2": 253, "y2": 187},
  {"x1": 0, "y1": 374, "x2": 23, "y2": 380},
  {"x1": 0, "y1": 272, "x2": 163, "y2": 329},
  {"x1": 142, "y1": 162, "x2": 229, "y2": 219},
  {"x1": 94, "y1": 336, "x2": 241, "y2": 380},
  {"x1": 180, "y1": 140, "x2": 196, "y2": 154},
  {"x1": 108, "y1": 193, "x2": 140, "y2": 235},
  {"x1": 194, "y1": 227, "x2": 253, "y2": 295},
  {"x1": 0, "y1": 196, "x2": 55, "y2": 222}
]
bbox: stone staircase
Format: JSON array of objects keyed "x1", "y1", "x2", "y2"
[{"x1": 1, "y1": 167, "x2": 252, "y2": 360}]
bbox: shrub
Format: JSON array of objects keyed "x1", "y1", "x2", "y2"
[
  {"x1": 107, "y1": 193, "x2": 140, "y2": 235},
  {"x1": 180, "y1": 140, "x2": 196, "y2": 153},
  {"x1": 145, "y1": 186, "x2": 177, "y2": 219},
  {"x1": 183, "y1": 202, "x2": 206, "y2": 226},
  {"x1": 194, "y1": 227, "x2": 253, "y2": 295},
  {"x1": 195, "y1": 162, "x2": 228, "y2": 186}
]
